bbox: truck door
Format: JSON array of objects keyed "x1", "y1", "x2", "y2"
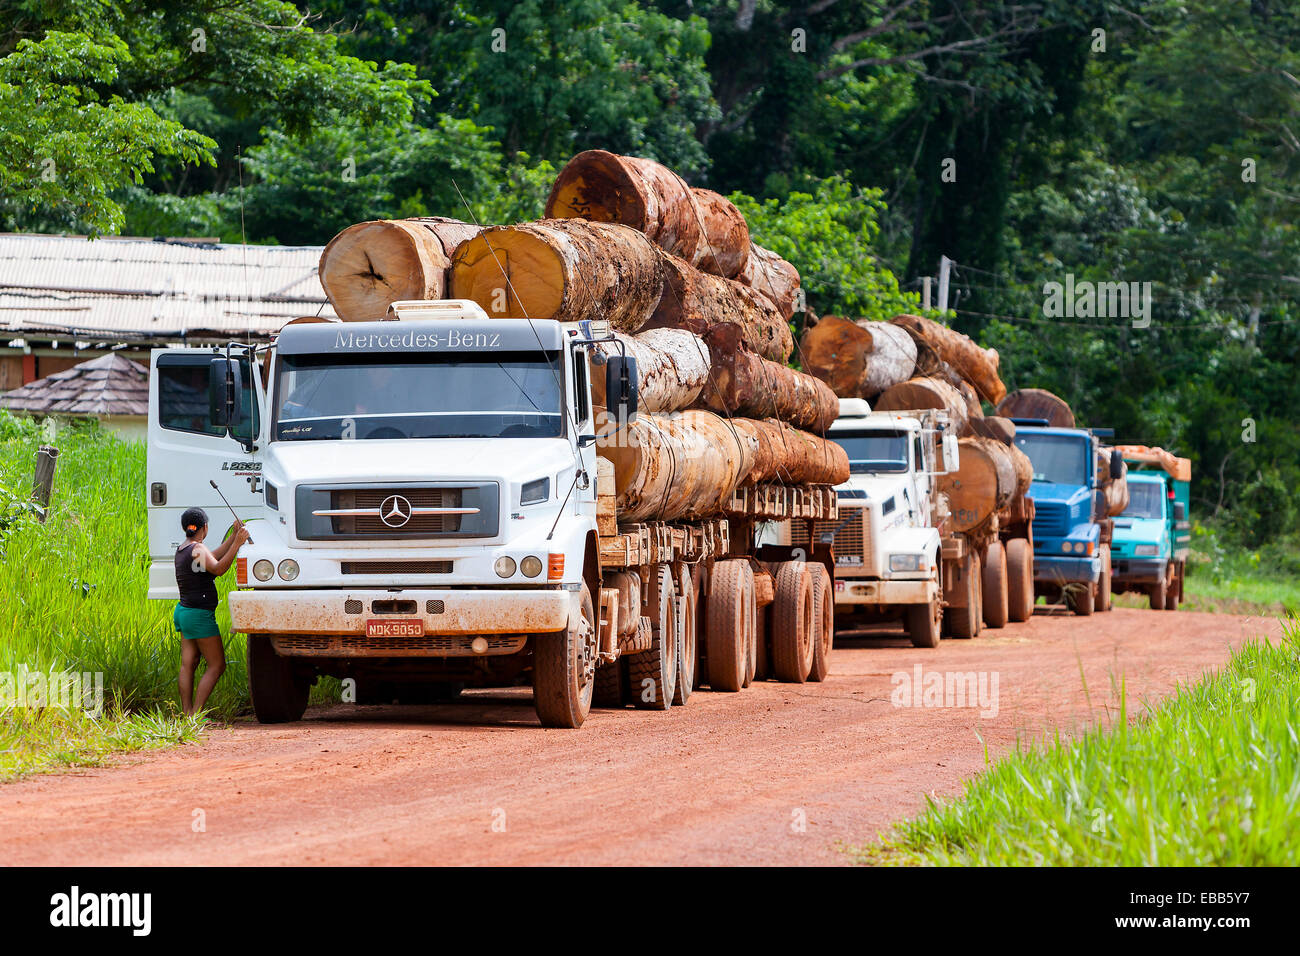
[
  {"x1": 571, "y1": 345, "x2": 597, "y2": 509},
  {"x1": 145, "y1": 347, "x2": 266, "y2": 599}
]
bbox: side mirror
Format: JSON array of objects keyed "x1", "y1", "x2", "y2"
[
  {"x1": 1173, "y1": 501, "x2": 1185, "y2": 521},
  {"x1": 941, "y1": 433, "x2": 960, "y2": 473},
  {"x1": 208, "y1": 357, "x2": 243, "y2": 429},
  {"x1": 605, "y1": 355, "x2": 638, "y2": 426},
  {"x1": 1109, "y1": 449, "x2": 1124, "y2": 480}
]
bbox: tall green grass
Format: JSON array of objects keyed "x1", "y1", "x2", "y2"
[{"x1": 857, "y1": 617, "x2": 1300, "y2": 865}]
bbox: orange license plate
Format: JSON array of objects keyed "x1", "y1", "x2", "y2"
[{"x1": 366, "y1": 618, "x2": 424, "y2": 638}]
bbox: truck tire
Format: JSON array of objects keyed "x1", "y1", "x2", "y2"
[
  {"x1": 1071, "y1": 580, "x2": 1095, "y2": 616},
  {"x1": 946, "y1": 551, "x2": 982, "y2": 639},
  {"x1": 982, "y1": 541, "x2": 1009, "y2": 629},
  {"x1": 1098, "y1": 543, "x2": 1113, "y2": 612},
  {"x1": 705, "y1": 559, "x2": 748, "y2": 692},
  {"x1": 808, "y1": 563, "x2": 834, "y2": 682},
  {"x1": 248, "y1": 634, "x2": 310, "y2": 724},
  {"x1": 630, "y1": 564, "x2": 677, "y2": 710},
  {"x1": 533, "y1": 581, "x2": 597, "y2": 728},
  {"x1": 771, "y1": 561, "x2": 815, "y2": 683},
  {"x1": 1149, "y1": 573, "x2": 1167, "y2": 611},
  {"x1": 753, "y1": 605, "x2": 769, "y2": 681},
  {"x1": 593, "y1": 659, "x2": 627, "y2": 708},
  {"x1": 1164, "y1": 582, "x2": 1179, "y2": 611},
  {"x1": 1005, "y1": 538, "x2": 1034, "y2": 623},
  {"x1": 907, "y1": 598, "x2": 942, "y2": 648},
  {"x1": 742, "y1": 562, "x2": 757, "y2": 688},
  {"x1": 672, "y1": 563, "x2": 697, "y2": 706}
]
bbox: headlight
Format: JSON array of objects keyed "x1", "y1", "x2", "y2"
[
  {"x1": 1061, "y1": 542, "x2": 1072, "y2": 554},
  {"x1": 521, "y1": 477, "x2": 550, "y2": 506},
  {"x1": 252, "y1": 559, "x2": 275, "y2": 582},
  {"x1": 889, "y1": 553, "x2": 922, "y2": 572},
  {"x1": 494, "y1": 556, "x2": 517, "y2": 578},
  {"x1": 1074, "y1": 542, "x2": 1086, "y2": 554},
  {"x1": 520, "y1": 555, "x2": 543, "y2": 578},
  {"x1": 277, "y1": 559, "x2": 299, "y2": 581},
  {"x1": 1134, "y1": 544, "x2": 1159, "y2": 556}
]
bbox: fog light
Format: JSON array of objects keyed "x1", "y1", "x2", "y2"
[
  {"x1": 520, "y1": 555, "x2": 543, "y2": 578},
  {"x1": 471, "y1": 637, "x2": 489, "y2": 654},
  {"x1": 495, "y1": 556, "x2": 516, "y2": 578},
  {"x1": 253, "y1": 559, "x2": 274, "y2": 582},
  {"x1": 277, "y1": 559, "x2": 299, "y2": 581}
]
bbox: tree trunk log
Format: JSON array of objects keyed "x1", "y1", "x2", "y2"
[
  {"x1": 733, "y1": 419, "x2": 783, "y2": 485},
  {"x1": 645, "y1": 252, "x2": 793, "y2": 362},
  {"x1": 968, "y1": 414, "x2": 1017, "y2": 446},
  {"x1": 800, "y1": 315, "x2": 874, "y2": 397},
  {"x1": 735, "y1": 241, "x2": 801, "y2": 320},
  {"x1": 762, "y1": 419, "x2": 851, "y2": 485},
  {"x1": 690, "y1": 188, "x2": 750, "y2": 278},
  {"x1": 1097, "y1": 449, "x2": 1130, "y2": 516},
  {"x1": 449, "y1": 219, "x2": 664, "y2": 331},
  {"x1": 855, "y1": 321, "x2": 917, "y2": 396},
  {"x1": 996, "y1": 388, "x2": 1075, "y2": 428},
  {"x1": 589, "y1": 328, "x2": 711, "y2": 414},
  {"x1": 940, "y1": 437, "x2": 1019, "y2": 533},
  {"x1": 695, "y1": 323, "x2": 838, "y2": 433},
  {"x1": 319, "y1": 217, "x2": 483, "y2": 321},
  {"x1": 545, "y1": 149, "x2": 707, "y2": 266},
  {"x1": 891, "y1": 313, "x2": 1006, "y2": 404},
  {"x1": 873, "y1": 376, "x2": 970, "y2": 435},
  {"x1": 598, "y1": 410, "x2": 756, "y2": 522}
]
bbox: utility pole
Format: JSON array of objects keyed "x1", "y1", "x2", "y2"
[
  {"x1": 937, "y1": 256, "x2": 953, "y2": 313},
  {"x1": 922, "y1": 276, "x2": 932, "y2": 311}
]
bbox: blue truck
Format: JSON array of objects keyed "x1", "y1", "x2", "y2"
[
  {"x1": 1010, "y1": 422, "x2": 1124, "y2": 616},
  {"x1": 1109, "y1": 447, "x2": 1192, "y2": 610}
]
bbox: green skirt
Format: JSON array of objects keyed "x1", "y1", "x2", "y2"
[{"x1": 174, "y1": 604, "x2": 221, "y2": 639}]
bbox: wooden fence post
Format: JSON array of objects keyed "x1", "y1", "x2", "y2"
[{"x1": 32, "y1": 444, "x2": 59, "y2": 522}]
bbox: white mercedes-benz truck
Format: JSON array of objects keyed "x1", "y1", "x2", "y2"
[{"x1": 146, "y1": 301, "x2": 837, "y2": 728}]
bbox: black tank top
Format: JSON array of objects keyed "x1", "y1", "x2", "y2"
[{"x1": 175, "y1": 542, "x2": 219, "y2": 610}]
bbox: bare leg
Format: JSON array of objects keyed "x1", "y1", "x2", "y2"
[
  {"x1": 192, "y1": 636, "x2": 227, "y2": 714},
  {"x1": 179, "y1": 639, "x2": 200, "y2": 715}
]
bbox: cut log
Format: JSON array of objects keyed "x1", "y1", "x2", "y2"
[
  {"x1": 1007, "y1": 442, "x2": 1033, "y2": 501},
  {"x1": 1097, "y1": 449, "x2": 1130, "y2": 517},
  {"x1": 319, "y1": 217, "x2": 483, "y2": 321},
  {"x1": 449, "y1": 219, "x2": 664, "y2": 331},
  {"x1": 940, "y1": 437, "x2": 1019, "y2": 533},
  {"x1": 855, "y1": 321, "x2": 918, "y2": 396},
  {"x1": 597, "y1": 410, "x2": 756, "y2": 522},
  {"x1": 545, "y1": 149, "x2": 706, "y2": 266},
  {"x1": 890, "y1": 314, "x2": 1006, "y2": 404},
  {"x1": 733, "y1": 419, "x2": 783, "y2": 485},
  {"x1": 968, "y1": 414, "x2": 1017, "y2": 446},
  {"x1": 956, "y1": 380, "x2": 984, "y2": 435},
  {"x1": 695, "y1": 323, "x2": 838, "y2": 433},
  {"x1": 645, "y1": 252, "x2": 793, "y2": 362},
  {"x1": 589, "y1": 328, "x2": 711, "y2": 414},
  {"x1": 764, "y1": 420, "x2": 850, "y2": 486},
  {"x1": 800, "y1": 315, "x2": 874, "y2": 398},
  {"x1": 873, "y1": 376, "x2": 969, "y2": 435},
  {"x1": 736, "y1": 242, "x2": 801, "y2": 320},
  {"x1": 996, "y1": 388, "x2": 1075, "y2": 428},
  {"x1": 691, "y1": 188, "x2": 750, "y2": 278}
]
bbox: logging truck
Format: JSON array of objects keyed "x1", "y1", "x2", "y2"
[
  {"x1": 1110, "y1": 446, "x2": 1191, "y2": 610},
  {"x1": 145, "y1": 300, "x2": 839, "y2": 728}
]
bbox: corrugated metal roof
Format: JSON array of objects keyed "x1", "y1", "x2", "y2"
[
  {"x1": 0, "y1": 352, "x2": 149, "y2": 416},
  {"x1": 0, "y1": 234, "x2": 335, "y2": 341}
]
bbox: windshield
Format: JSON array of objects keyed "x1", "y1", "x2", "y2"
[
  {"x1": 274, "y1": 351, "x2": 562, "y2": 440},
  {"x1": 832, "y1": 430, "x2": 909, "y2": 474},
  {"x1": 1015, "y1": 433, "x2": 1088, "y2": 484},
  {"x1": 1122, "y1": 482, "x2": 1165, "y2": 520}
]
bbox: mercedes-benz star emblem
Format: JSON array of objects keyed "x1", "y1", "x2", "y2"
[{"x1": 380, "y1": 494, "x2": 412, "y2": 527}]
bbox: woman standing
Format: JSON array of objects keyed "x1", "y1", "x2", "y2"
[{"x1": 174, "y1": 506, "x2": 250, "y2": 716}]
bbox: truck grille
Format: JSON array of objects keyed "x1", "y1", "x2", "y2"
[
  {"x1": 331, "y1": 488, "x2": 462, "y2": 536},
  {"x1": 790, "y1": 506, "x2": 876, "y2": 575},
  {"x1": 271, "y1": 633, "x2": 527, "y2": 657},
  {"x1": 340, "y1": 560, "x2": 453, "y2": 575},
  {"x1": 1034, "y1": 500, "x2": 1068, "y2": 537},
  {"x1": 295, "y1": 482, "x2": 500, "y2": 541}
]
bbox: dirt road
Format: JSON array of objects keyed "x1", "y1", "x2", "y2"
[{"x1": 0, "y1": 608, "x2": 1280, "y2": 865}]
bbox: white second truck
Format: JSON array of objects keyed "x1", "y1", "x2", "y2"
[{"x1": 146, "y1": 301, "x2": 838, "y2": 728}]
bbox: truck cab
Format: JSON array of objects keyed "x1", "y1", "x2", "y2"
[
  {"x1": 1110, "y1": 451, "x2": 1191, "y2": 610},
  {"x1": 146, "y1": 301, "x2": 634, "y2": 725},
  {"x1": 1011, "y1": 423, "x2": 1114, "y2": 614},
  {"x1": 791, "y1": 399, "x2": 956, "y2": 647}
]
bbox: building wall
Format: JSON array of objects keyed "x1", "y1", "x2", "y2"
[{"x1": 0, "y1": 355, "x2": 21, "y2": 392}]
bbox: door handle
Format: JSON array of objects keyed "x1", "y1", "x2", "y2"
[{"x1": 150, "y1": 482, "x2": 167, "y2": 506}]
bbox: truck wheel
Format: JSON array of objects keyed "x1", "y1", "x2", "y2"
[
  {"x1": 248, "y1": 634, "x2": 311, "y2": 724},
  {"x1": 982, "y1": 541, "x2": 1009, "y2": 629},
  {"x1": 753, "y1": 605, "x2": 769, "y2": 681},
  {"x1": 1149, "y1": 573, "x2": 1167, "y2": 611},
  {"x1": 705, "y1": 559, "x2": 748, "y2": 692},
  {"x1": 946, "y1": 551, "x2": 982, "y2": 639},
  {"x1": 1071, "y1": 581, "x2": 1095, "y2": 616},
  {"x1": 593, "y1": 659, "x2": 627, "y2": 708},
  {"x1": 772, "y1": 561, "x2": 815, "y2": 683},
  {"x1": 808, "y1": 563, "x2": 834, "y2": 682},
  {"x1": 630, "y1": 565, "x2": 677, "y2": 710},
  {"x1": 533, "y1": 581, "x2": 597, "y2": 728},
  {"x1": 1098, "y1": 544, "x2": 1113, "y2": 612},
  {"x1": 742, "y1": 562, "x2": 757, "y2": 688},
  {"x1": 672, "y1": 563, "x2": 697, "y2": 706},
  {"x1": 1005, "y1": 538, "x2": 1034, "y2": 622},
  {"x1": 907, "y1": 598, "x2": 942, "y2": 648}
]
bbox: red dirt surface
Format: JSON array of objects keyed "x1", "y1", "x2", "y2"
[{"x1": 0, "y1": 608, "x2": 1281, "y2": 866}]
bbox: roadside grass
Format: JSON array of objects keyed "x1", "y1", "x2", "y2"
[
  {"x1": 0, "y1": 412, "x2": 336, "y2": 780},
  {"x1": 0, "y1": 707, "x2": 207, "y2": 780},
  {"x1": 853, "y1": 617, "x2": 1300, "y2": 866}
]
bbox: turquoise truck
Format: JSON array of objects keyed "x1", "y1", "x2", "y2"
[{"x1": 1108, "y1": 446, "x2": 1191, "y2": 610}]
